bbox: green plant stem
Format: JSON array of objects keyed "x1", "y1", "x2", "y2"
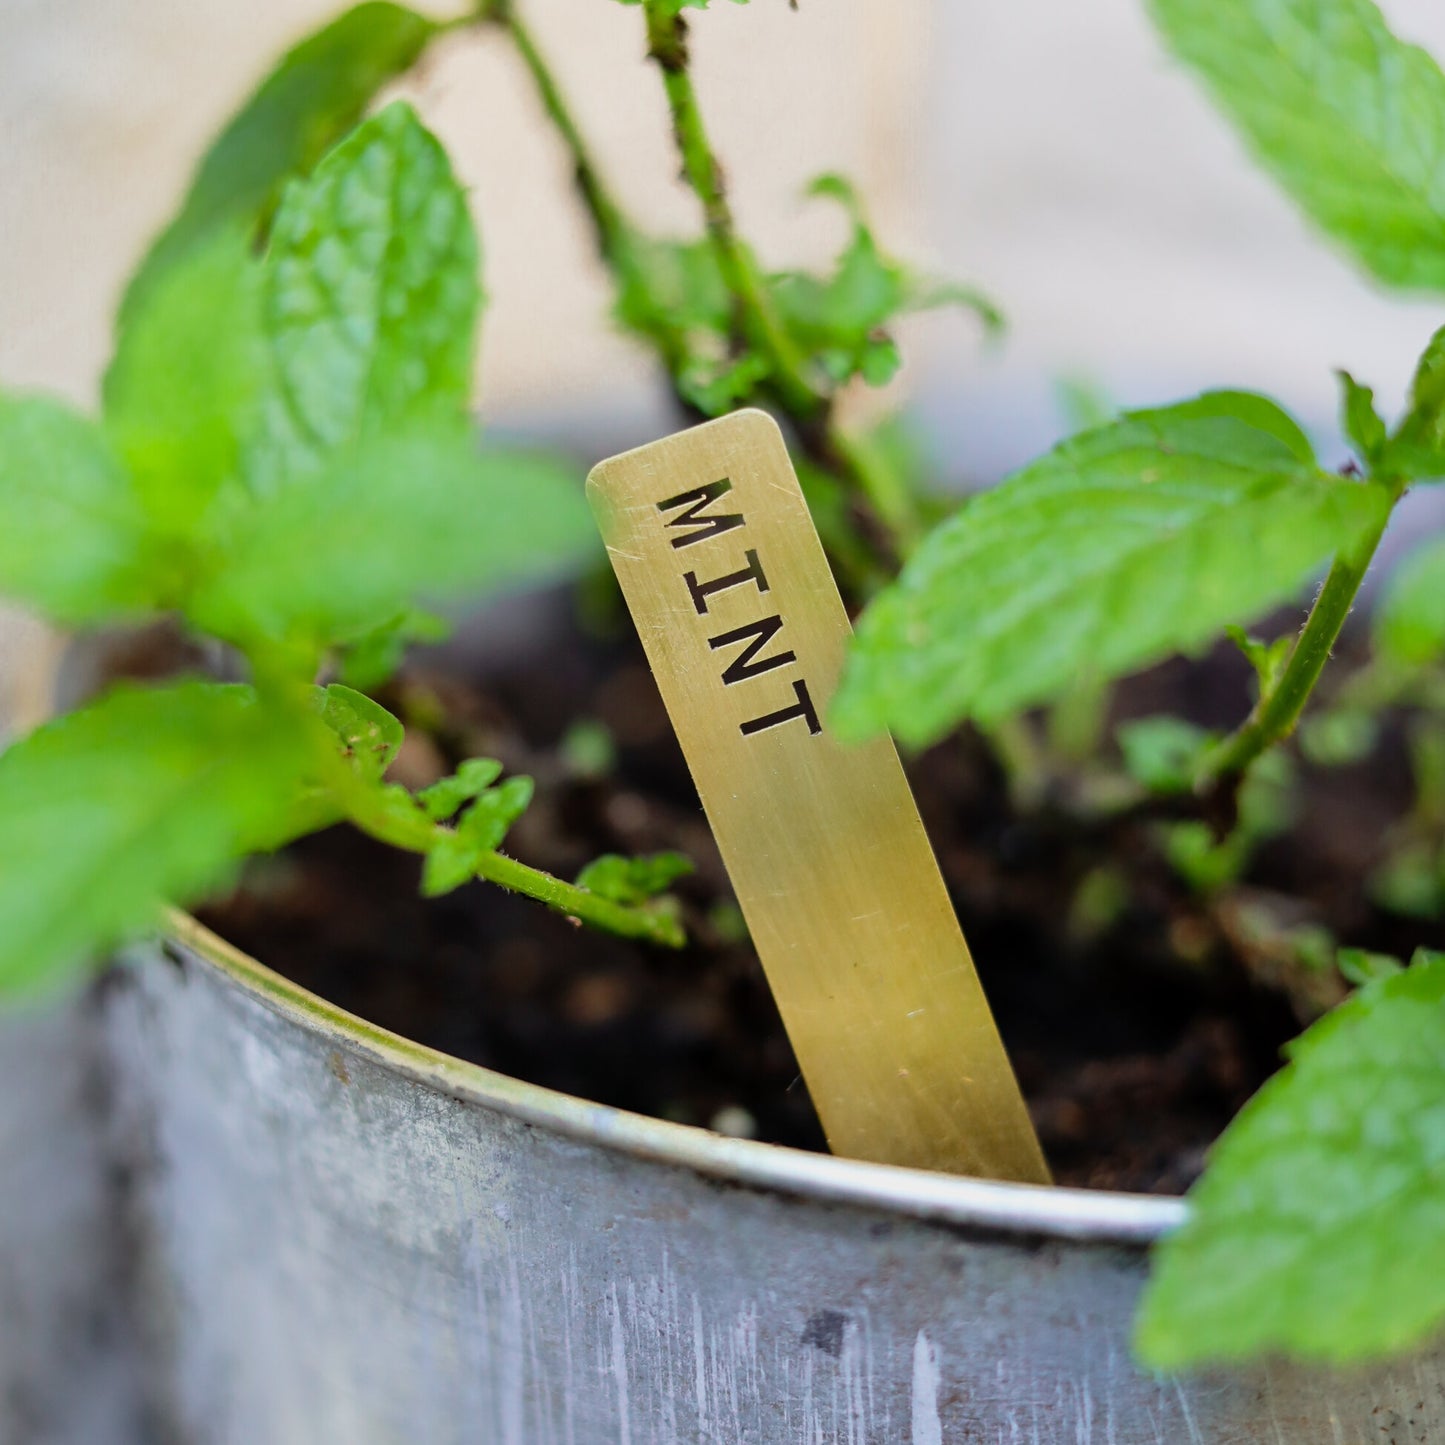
[
  {"x1": 342, "y1": 772, "x2": 685, "y2": 947},
  {"x1": 638, "y1": 2, "x2": 924, "y2": 556},
  {"x1": 824, "y1": 424, "x2": 924, "y2": 557},
  {"x1": 1197, "y1": 498, "x2": 1394, "y2": 794},
  {"x1": 641, "y1": 2, "x2": 820, "y2": 420},
  {"x1": 475, "y1": 849, "x2": 682, "y2": 944},
  {"x1": 491, "y1": 0, "x2": 923, "y2": 561},
  {"x1": 483, "y1": 1, "x2": 694, "y2": 379},
  {"x1": 496, "y1": 6, "x2": 627, "y2": 258}
]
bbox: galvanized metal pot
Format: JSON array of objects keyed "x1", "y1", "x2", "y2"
[{"x1": 43, "y1": 915, "x2": 1426, "y2": 1445}]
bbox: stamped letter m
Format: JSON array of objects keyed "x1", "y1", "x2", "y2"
[{"x1": 657, "y1": 479, "x2": 745, "y2": 550}]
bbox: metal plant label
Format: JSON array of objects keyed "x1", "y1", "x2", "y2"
[{"x1": 588, "y1": 410, "x2": 1048, "y2": 1183}]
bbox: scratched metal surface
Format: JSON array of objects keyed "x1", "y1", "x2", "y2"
[
  {"x1": 0, "y1": 985, "x2": 148, "y2": 1445},
  {"x1": 94, "y1": 924, "x2": 1444, "y2": 1445},
  {"x1": 588, "y1": 412, "x2": 1044, "y2": 1184}
]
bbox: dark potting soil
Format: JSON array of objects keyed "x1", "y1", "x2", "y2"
[{"x1": 200, "y1": 590, "x2": 1440, "y2": 1194}]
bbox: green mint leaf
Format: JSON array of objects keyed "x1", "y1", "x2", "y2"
[
  {"x1": 1369, "y1": 840, "x2": 1445, "y2": 919},
  {"x1": 0, "y1": 393, "x2": 156, "y2": 625},
  {"x1": 559, "y1": 720, "x2": 617, "y2": 780},
  {"x1": 1117, "y1": 716, "x2": 1211, "y2": 795},
  {"x1": 1383, "y1": 324, "x2": 1445, "y2": 480},
  {"x1": 417, "y1": 758, "x2": 504, "y2": 821},
  {"x1": 316, "y1": 683, "x2": 403, "y2": 783},
  {"x1": 770, "y1": 175, "x2": 998, "y2": 393},
  {"x1": 614, "y1": 233, "x2": 730, "y2": 343},
  {"x1": 0, "y1": 683, "x2": 315, "y2": 995},
  {"x1": 421, "y1": 832, "x2": 482, "y2": 898},
  {"x1": 676, "y1": 353, "x2": 770, "y2": 416},
  {"x1": 186, "y1": 430, "x2": 595, "y2": 652},
  {"x1": 247, "y1": 101, "x2": 479, "y2": 492},
  {"x1": 457, "y1": 775, "x2": 535, "y2": 852},
  {"x1": 349, "y1": 780, "x2": 436, "y2": 852},
  {"x1": 1337, "y1": 369, "x2": 1387, "y2": 472},
  {"x1": 1337, "y1": 946, "x2": 1404, "y2": 986},
  {"x1": 834, "y1": 392, "x2": 1388, "y2": 746},
  {"x1": 338, "y1": 608, "x2": 450, "y2": 691},
  {"x1": 104, "y1": 228, "x2": 264, "y2": 535},
  {"x1": 1146, "y1": 0, "x2": 1445, "y2": 290},
  {"x1": 1136, "y1": 949, "x2": 1445, "y2": 1367},
  {"x1": 1375, "y1": 533, "x2": 1445, "y2": 667},
  {"x1": 1300, "y1": 707, "x2": 1379, "y2": 767},
  {"x1": 903, "y1": 276, "x2": 1005, "y2": 337},
  {"x1": 421, "y1": 773, "x2": 534, "y2": 897},
  {"x1": 120, "y1": 3, "x2": 439, "y2": 325},
  {"x1": 1223, "y1": 623, "x2": 1292, "y2": 694},
  {"x1": 576, "y1": 851, "x2": 694, "y2": 905}
]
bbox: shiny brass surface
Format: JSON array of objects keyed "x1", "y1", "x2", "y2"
[{"x1": 587, "y1": 410, "x2": 1048, "y2": 1184}]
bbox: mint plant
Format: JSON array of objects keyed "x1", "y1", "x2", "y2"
[
  {"x1": 0, "y1": 92, "x2": 693, "y2": 996},
  {"x1": 5, "y1": 0, "x2": 1443, "y2": 1379},
  {"x1": 0, "y1": 0, "x2": 969, "y2": 996},
  {"x1": 829, "y1": 0, "x2": 1445, "y2": 1371}
]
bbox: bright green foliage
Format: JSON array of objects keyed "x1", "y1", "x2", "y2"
[
  {"x1": 1137, "y1": 950, "x2": 1445, "y2": 1366},
  {"x1": 774, "y1": 179, "x2": 999, "y2": 395},
  {"x1": 0, "y1": 395, "x2": 157, "y2": 625},
  {"x1": 576, "y1": 851, "x2": 694, "y2": 905},
  {"x1": 104, "y1": 229, "x2": 264, "y2": 535},
  {"x1": 0, "y1": 91, "x2": 678, "y2": 994},
  {"x1": 770, "y1": 175, "x2": 1000, "y2": 391},
  {"x1": 120, "y1": 3, "x2": 439, "y2": 324},
  {"x1": 142, "y1": 103, "x2": 591, "y2": 652},
  {"x1": 1164, "y1": 751, "x2": 1296, "y2": 893},
  {"x1": 1147, "y1": 0, "x2": 1445, "y2": 290},
  {"x1": 317, "y1": 683, "x2": 404, "y2": 783},
  {"x1": 339, "y1": 608, "x2": 451, "y2": 691},
  {"x1": 1301, "y1": 706, "x2": 1380, "y2": 768},
  {"x1": 1337, "y1": 370, "x2": 1387, "y2": 472},
  {"x1": 1117, "y1": 716, "x2": 1212, "y2": 796},
  {"x1": 0, "y1": 684, "x2": 319, "y2": 994},
  {"x1": 246, "y1": 101, "x2": 481, "y2": 491},
  {"x1": 610, "y1": 177, "x2": 996, "y2": 418},
  {"x1": 834, "y1": 392, "x2": 1389, "y2": 746},
  {"x1": 1224, "y1": 624, "x2": 1291, "y2": 696},
  {"x1": 422, "y1": 775, "x2": 535, "y2": 896},
  {"x1": 417, "y1": 758, "x2": 505, "y2": 821},
  {"x1": 186, "y1": 430, "x2": 594, "y2": 653},
  {"x1": 1370, "y1": 840, "x2": 1445, "y2": 919},
  {"x1": 1384, "y1": 324, "x2": 1445, "y2": 480},
  {"x1": 1337, "y1": 946, "x2": 1404, "y2": 986},
  {"x1": 456, "y1": 776, "x2": 535, "y2": 852},
  {"x1": 1376, "y1": 533, "x2": 1445, "y2": 667}
]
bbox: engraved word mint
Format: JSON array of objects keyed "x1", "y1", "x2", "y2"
[{"x1": 658, "y1": 479, "x2": 821, "y2": 739}]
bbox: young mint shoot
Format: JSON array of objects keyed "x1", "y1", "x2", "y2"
[{"x1": 0, "y1": 92, "x2": 685, "y2": 997}]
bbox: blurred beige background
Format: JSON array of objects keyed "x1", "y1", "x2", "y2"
[{"x1": 4, "y1": 0, "x2": 1445, "y2": 730}]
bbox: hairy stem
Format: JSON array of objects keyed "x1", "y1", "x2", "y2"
[
  {"x1": 1196, "y1": 497, "x2": 1395, "y2": 796},
  {"x1": 640, "y1": 2, "x2": 923, "y2": 555},
  {"x1": 475, "y1": 850, "x2": 685, "y2": 946},
  {"x1": 642, "y1": 2, "x2": 820, "y2": 418},
  {"x1": 343, "y1": 773, "x2": 685, "y2": 948},
  {"x1": 491, "y1": 0, "x2": 922, "y2": 561},
  {"x1": 483, "y1": 1, "x2": 692, "y2": 381},
  {"x1": 501, "y1": 8, "x2": 628, "y2": 257},
  {"x1": 824, "y1": 424, "x2": 924, "y2": 557}
]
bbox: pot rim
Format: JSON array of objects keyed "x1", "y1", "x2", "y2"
[{"x1": 163, "y1": 911, "x2": 1186, "y2": 1247}]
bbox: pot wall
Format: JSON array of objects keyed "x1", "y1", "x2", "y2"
[
  {"x1": 97, "y1": 926, "x2": 1445, "y2": 1445},
  {"x1": 0, "y1": 984, "x2": 147, "y2": 1445}
]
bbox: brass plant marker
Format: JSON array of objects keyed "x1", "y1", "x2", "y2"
[{"x1": 587, "y1": 410, "x2": 1049, "y2": 1184}]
